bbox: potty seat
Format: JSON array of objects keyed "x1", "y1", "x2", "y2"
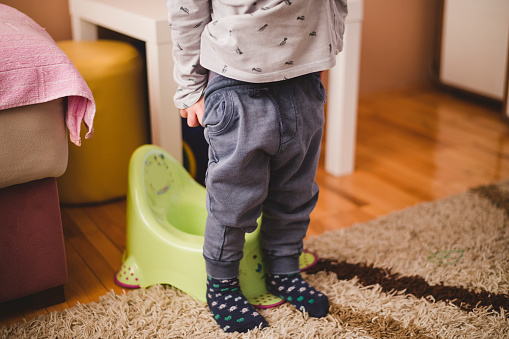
[{"x1": 115, "y1": 145, "x2": 318, "y2": 308}]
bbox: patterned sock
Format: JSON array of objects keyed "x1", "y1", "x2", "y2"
[
  {"x1": 266, "y1": 273, "x2": 330, "y2": 318},
  {"x1": 207, "y1": 277, "x2": 268, "y2": 333}
]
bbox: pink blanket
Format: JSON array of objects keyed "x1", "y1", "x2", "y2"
[{"x1": 0, "y1": 4, "x2": 95, "y2": 146}]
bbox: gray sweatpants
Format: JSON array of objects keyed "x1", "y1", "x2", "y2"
[{"x1": 202, "y1": 72, "x2": 326, "y2": 279}]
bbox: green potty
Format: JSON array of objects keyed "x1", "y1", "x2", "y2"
[{"x1": 115, "y1": 144, "x2": 318, "y2": 308}]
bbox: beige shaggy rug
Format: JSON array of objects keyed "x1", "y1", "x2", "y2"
[{"x1": 2, "y1": 181, "x2": 509, "y2": 338}]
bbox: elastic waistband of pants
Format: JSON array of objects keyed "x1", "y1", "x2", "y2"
[{"x1": 208, "y1": 70, "x2": 321, "y2": 84}]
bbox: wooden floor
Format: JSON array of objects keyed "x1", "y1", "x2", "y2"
[{"x1": 2, "y1": 87, "x2": 508, "y2": 327}]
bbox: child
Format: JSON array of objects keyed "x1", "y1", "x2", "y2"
[{"x1": 165, "y1": 0, "x2": 348, "y2": 333}]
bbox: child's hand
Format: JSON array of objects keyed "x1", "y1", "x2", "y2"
[{"x1": 180, "y1": 96, "x2": 205, "y2": 127}]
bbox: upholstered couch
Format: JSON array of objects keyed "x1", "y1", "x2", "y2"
[
  {"x1": 0, "y1": 4, "x2": 95, "y2": 307},
  {"x1": 0, "y1": 99, "x2": 69, "y2": 307}
]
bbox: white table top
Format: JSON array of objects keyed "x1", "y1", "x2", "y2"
[
  {"x1": 69, "y1": 0, "x2": 171, "y2": 43},
  {"x1": 72, "y1": 0, "x2": 167, "y2": 20}
]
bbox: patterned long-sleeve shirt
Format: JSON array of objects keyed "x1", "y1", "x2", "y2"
[{"x1": 165, "y1": 0, "x2": 348, "y2": 109}]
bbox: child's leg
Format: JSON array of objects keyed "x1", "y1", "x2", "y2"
[
  {"x1": 262, "y1": 151, "x2": 330, "y2": 318},
  {"x1": 260, "y1": 72, "x2": 330, "y2": 317}
]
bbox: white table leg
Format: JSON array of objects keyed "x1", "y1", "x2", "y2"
[
  {"x1": 70, "y1": 15, "x2": 98, "y2": 40},
  {"x1": 325, "y1": 21, "x2": 362, "y2": 176},
  {"x1": 145, "y1": 42, "x2": 183, "y2": 163}
]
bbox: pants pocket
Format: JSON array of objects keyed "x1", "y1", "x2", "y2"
[{"x1": 203, "y1": 91, "x2": 235, "y2": 134}]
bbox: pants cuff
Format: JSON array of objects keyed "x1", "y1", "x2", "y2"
[
  {"x1": 265, "y1": 254, "x2": 301, "y2": 275},
  {"x1": 204, "y1": 255, "x2": 240, "y2": 280}
]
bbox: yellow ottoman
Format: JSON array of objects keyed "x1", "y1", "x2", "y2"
[{"x1": 57, "y1": 40, "x2": 149, "y2": 204}]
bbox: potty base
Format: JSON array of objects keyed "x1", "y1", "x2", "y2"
[
  {"x1": 114, "y1": 255, "x2": 141, "y2": 289},
  {"x1": 115, "y1": 249, "x2": 320, "y2": 309}
]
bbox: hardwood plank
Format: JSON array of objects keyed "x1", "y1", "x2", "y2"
[
  {"x1": 63, "y1": 239, "x2": 108, "y2": 306},
  {"x1": 316, "y1": 169, "x2": 423, "y2": 216},
  {"x1": 62, "y1": 210, "x2": 126, "y2": 295},
  {"x1": 81, "y1": 203, "x2": 127, "y2": 252},
  {"x1": 64, "y1": 208, "x2": 123, "y2": 271}
]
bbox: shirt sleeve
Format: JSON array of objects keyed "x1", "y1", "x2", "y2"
[{"x1": 165, "y1": 0, "x2": 211, "y2": 109}]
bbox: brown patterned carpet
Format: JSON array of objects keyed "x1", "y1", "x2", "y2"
[{"x1": 2, "y1": 181, "x2": 508, "y2": 338}]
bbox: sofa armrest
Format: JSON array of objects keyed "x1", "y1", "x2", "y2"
[{"x1": 0, "y1": 98, "x2": 68, "y2": 189}]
